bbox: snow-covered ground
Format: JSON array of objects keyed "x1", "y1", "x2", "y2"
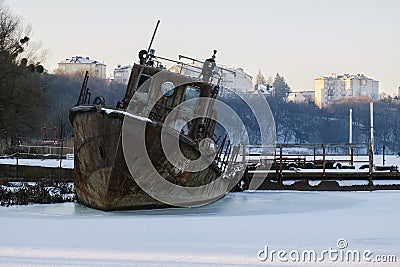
[
  {"x1": 0, "y1": 191, "x2": 399, "y2": 266},
  {"x1": 1, "y1": 155, "x2": 398, "y2": 172},
  {"x1": 0, "y1": 158, "x2": 73, "y2": 169}
]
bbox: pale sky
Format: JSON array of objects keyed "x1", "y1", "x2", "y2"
[{"x1": 6, "y1": 0, "x2": 400, "y2": 94}]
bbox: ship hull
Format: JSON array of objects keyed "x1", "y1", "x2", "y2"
[{"x1": 70, "y1": 106, "x2": 234, "y2": 211}]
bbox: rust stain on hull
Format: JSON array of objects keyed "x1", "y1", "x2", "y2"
[{"x1": 71, "y1": 107, "x2": 227, "y2": 211}]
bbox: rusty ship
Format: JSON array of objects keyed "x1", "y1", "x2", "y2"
[{"x1": 69, "y1": 28, "x2": 245, "y2": 211}]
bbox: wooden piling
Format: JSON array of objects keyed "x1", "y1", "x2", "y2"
[
  {"x1": 368, "y1": 143, "x2": 374, "y2": 186},
  {"x1": 382, "y1": 144, "x2": 385, "y2": 166},
  {"x1": 350, "y1": 146, "x2": 354, "y2": 166}
]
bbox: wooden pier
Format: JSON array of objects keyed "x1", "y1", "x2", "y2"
[{"x1": 239, "y1": 143, "x2": 400, "y2": 191}]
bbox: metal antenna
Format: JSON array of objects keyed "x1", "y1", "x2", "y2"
[
  {"x1": 123, "y1": 20, "x2": 161, "y2": 108},
  {"x1": 147, "y1": 20, "x2": 160, "y2": 56}
]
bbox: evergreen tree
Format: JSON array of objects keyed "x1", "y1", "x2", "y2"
[{"x1": 273, "y1": 73, "x2": 291, "y2": 101}]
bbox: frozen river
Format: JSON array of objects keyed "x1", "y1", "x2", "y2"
[{"x1": 0, "y1": 191, "x2": 399, "y2": 266}]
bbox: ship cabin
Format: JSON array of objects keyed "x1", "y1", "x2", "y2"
[{"x1": 120, "y1": 49, "x2": 225, "y2": 143}]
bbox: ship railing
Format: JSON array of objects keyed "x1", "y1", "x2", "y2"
[
  {"x1": 151, "y1": 54, "x2": 234, "y2": 86},
  {"x1": 213, "y1": 135, "x2": 245, "y2": 173}
]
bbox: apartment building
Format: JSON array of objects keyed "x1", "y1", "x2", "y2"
[
  {"x1": 314, "y1": 73, "x2": 379, "y2": 107},
  {"x1": 113, "y1": 65, "x2": 132, "y2": 84},
  {"x1": 57, "y1": 56, "x2": 106, "y2": 79}
]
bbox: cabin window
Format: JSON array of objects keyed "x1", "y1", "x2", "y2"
[{"x1": 183, "y1": 86, "x2": 200, "y2": 102}]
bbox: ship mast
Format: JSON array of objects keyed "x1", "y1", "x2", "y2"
[{"x1": 122, "y1": 20, "x2": 161, "y2": 108}]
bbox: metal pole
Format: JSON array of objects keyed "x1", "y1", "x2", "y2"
[
  {"x1": 369, "y1": 101, "x2": 374, "y2": 186},
  {"x1": 279, "y1": 145, "x2": 283, "y2": 176},
  {"x1": 16, "y1": 140, "x2": 19, "y2": 179},
  {"x1": 382, "y1": 144, "x2": 385, "y2": 166},
  {"x1": 370, "y1": 102, "x2": 374, "y2": 156},
  {"x1": 349, "y1": 108, "x2": 353, "y2": 144}
]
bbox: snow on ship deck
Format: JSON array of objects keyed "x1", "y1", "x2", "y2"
[{"x1": 0, "y1": 191, "x2": 399, "y2": 266}]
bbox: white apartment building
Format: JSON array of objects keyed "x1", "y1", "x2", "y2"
[
  {"x1": 113, "y1": 65, "x2": 132, "y2": 84},
  {"x1": 314, "y1": 73, "x2": 379, "y2": 107},
  {"x1": 57, "y1": 56, "x2": 107, "y2": 79}
]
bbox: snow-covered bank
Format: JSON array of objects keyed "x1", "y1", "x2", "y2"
[
  {"x1": 1, "y1": 155, "x2": 398, "y2": 172},
  {"x1": 0, "y1": 158, "x2": 73, "y2": 169},
  {"x1": 1, "y1": 191, "x2": 399, "y2": 266}
]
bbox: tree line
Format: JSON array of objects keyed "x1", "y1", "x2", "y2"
[
  {"x1": 1, "y1": 1, "x2": 399, "y2": 155},
  {"x1": 267, "y1": 97, "x2": 400, "y2": 153},
  {"x1": 0, "y1": 1, "x2": 125, "y2": 144}
]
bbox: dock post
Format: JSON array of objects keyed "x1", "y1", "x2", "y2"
[
  {"x1": 368, "y1": 143, "x2": 374, "y2": 187},
  {"x1": 279, "y1": 145, "x2": 283, "y2": 185},
  {"x1": 59, "y1": 140, "x2": 64, "y2": 168},
  {"x1": 322, "y1": 144, "x2": 326, "y2": 176},
  {"x1": 243, "y1": 166, "x2": 249, "y2": 190},
  {"x1": 313, "y1": 147, "x2": 316, "y2": 162},
  {"x1": 350, "y1": 146, "x2": 354, "y2": 166}
]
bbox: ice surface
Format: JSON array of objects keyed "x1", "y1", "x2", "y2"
[{"x1": 1, "y1": 191, "x2": 399, "y2": 266}]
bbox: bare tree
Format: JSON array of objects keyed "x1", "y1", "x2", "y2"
[
  {"x1": 0, "y1": 0, "x2": 46, "y2": 139},
  {"x1": 255, "y1": 69, "x2": 266, "y2": 85},
  {"x1": 0, "y1": 0, "x2": 21, "y2": 54}
]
